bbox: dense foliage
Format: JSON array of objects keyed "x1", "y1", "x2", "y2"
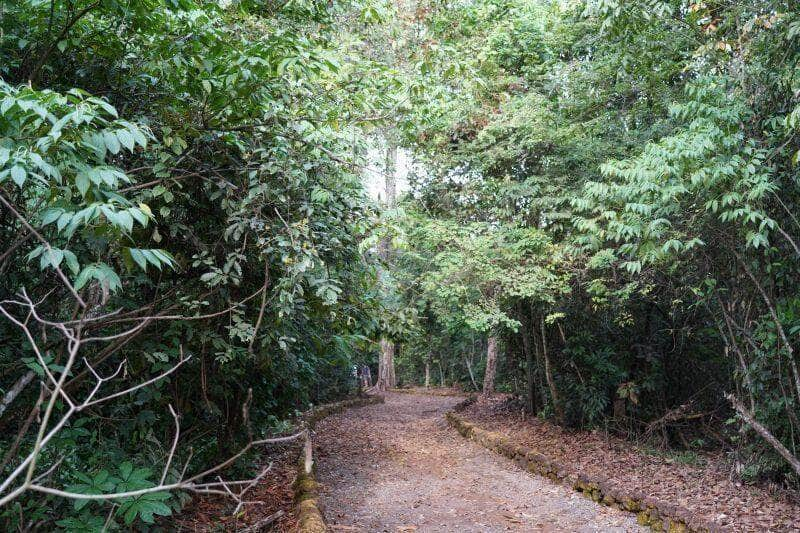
[
  {"x1": 393, "y1": 0, "x2": 800, "y2": 486},
  {"x1": 0, "y1": 0, "x2": 401, "y2": 528}
]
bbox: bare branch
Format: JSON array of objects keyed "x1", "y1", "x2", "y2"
[
  {"x1": 81, "y1": 352, "x2": 190, "y2": 409},
  {"x1": 238, "y1": 510, "x2": 284, "y2": 532},
  {"x1": 161, "y1": 405, "x2": 181, "y2": 485},
  {"x1": 0, "y1": 288, "x2": 304, "y2": 515},
  {"x1": 727, "y1": 394, "x2": 800, "y2": 477}
]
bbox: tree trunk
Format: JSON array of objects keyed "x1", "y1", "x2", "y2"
[
  {"x1": 389, "y1": 344, "x2": 396, "y2": 387},
  {"x1": 383, "y1": 140, "x2": 397, "y2": 206},
  {"x1": 540, "y1": 319, "x2": 565, "y2": 424},
  {"x1": 424, "y1": 358, "x2": 431, "y2": 388},
  {"x1": 718, "y1": 301, "x2": 756, "y2": 412},
  {"x1": 377, "y1": 338, "x2": 396, "y2": 390},
  {"x1": 375, "y1": 137, "x2": 398, "y2": 390},
  {"x1": 482, "y1": 335, "x2": 498, "y2": 397},
  {"x1": 465, "y1": 355, "x2": 479, "y2": 391},
  {"x1": 519, "y1": 314, "x2": 536, "y2": 414},
  {"x1": 737, "y1": 254, "x2": 800, "y2": 402}
]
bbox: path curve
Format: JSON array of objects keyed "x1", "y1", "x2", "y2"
[{"x1": 314, "y1": 392, "x2": 644, "y2": 532}]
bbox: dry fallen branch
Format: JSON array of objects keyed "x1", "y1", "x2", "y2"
[
  {"x1": 239, "y1": 509, "x2": 285, "y2": 532},
  {"x1": 0, "y1": 292, "x2": 306, "y2": 511},
  {"x1": 726, "y1": 393, "x2": 800, "y2": 477}
]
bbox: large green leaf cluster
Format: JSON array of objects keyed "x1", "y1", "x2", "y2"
[{"x1": 0, "y1": 0, "x2": 401, "y2": 528}]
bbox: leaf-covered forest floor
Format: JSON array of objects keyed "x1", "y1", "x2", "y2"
[
  {"x1": 172, "y1": 447, "x2": 298, "y2": 531},
  {"x1": 461, "y1": 396, "x2": 800, "y2": 532},
  {"x1": 166, "y1": 391, "x2": 800, "y2": 531},
  {"x1": 313, "y1": 392, "x2": 642, "y2": 532}
]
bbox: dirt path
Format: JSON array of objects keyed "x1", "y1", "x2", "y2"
[{"x1": 314, "y1": 392, "x2": 644, "y2": 532}]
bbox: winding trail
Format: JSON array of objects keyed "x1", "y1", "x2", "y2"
[{"x1": 314, "y1": 392, "x2": 643, "y2": 532}]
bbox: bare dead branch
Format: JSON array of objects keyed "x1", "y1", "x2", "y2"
[
  {"x1": 161, "y1": 405, "x2": 181, "y2": 485},
  {"x1": 0, "y1": 281, "x2": 302, "y2": 514},
  {"x1": 238, "y1": 510, "x2": 284, "y2": 532},
  {"x1": 727, "y1": 393, "x2": 800, "y2": 477}
]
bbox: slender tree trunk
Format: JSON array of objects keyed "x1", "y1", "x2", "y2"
[
  {"x1": 465, "y1": 355, "x2": 479, "y2": 391},
  {"x1": 377, "y1": 339, "x2": 396, "y2": 390},
  {"x1": 389, "y1": 343, "x2": 396, "y2": 387},
  {"x1": 424, "y1": 358, "x2": 431, "y2": 388},
  {"x1": 718, "y1": 301, "x2": 756, "y2": 411},
  {"x1": 529, "y1": 314, "x2": 546, "y2": 408},
  {"x1": 482, "y1": 335, "x2": 498, "y2": 397},
  {"x1": 540, "y1": 319, "x2": 565, "y2": 424},
  {"x1": 383, "y1": 140, "x2": 397, "y2": 206},
  {"x1": 737, "y1": 253, "x2": 800, "y2": 402},
  {"x1": 465, "y1": 334, "x2": 480, "y2": 391},
  {"x1": 519, "y1": 312, "x2": 536, "y2": 413},
  {"x1": 438, "y1": 360, "x2": 445, "y2": 387},
  {"x1": 376, "y1": 136, "x2": 398, "y2": 390}
]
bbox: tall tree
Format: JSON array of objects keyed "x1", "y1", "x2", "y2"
[{"x1": 377, "y1": 135, "x2": 398, "y2": 390}]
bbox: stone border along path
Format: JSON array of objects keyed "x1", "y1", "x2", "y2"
[
  {"x1": 313, "y1": 391, "x2": 644, "y2": 532},
  {"x1": 295, "y1": 395, "x2": 386, "y2": 533},
  {"x1": 447, "y1": 406, "x2": 709, "y2": 533}
]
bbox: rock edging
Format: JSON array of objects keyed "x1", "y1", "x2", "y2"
[
  {"x1": 294, "y1": 395, "x2": 385, "y2": 533},
  {"x1": 445, "y1": 407, "x2": 724, "y2": 533}
]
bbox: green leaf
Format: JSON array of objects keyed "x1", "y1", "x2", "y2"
[
  {"x1": 41, "y1": 208, "x2": 63, "y2": 226},
  {"x1": 56, "y1": 511, "x2": 107, "y2": 531},
  {"x1": 115, "y1": 210, "x2": 134, "y2": 233},
  {"x1": 104, "y1": 130, "x2": 121, "y2": 154},
  {"x1": 118, "y1": 462, "x2": 133, "y2": 480},
  {"x1": 151, "y1": 249, "x2": 175, "y2": 268},
  {"x1": 75, "y1": 172, "x2": 91, "y2": 196},
  {"x1": 74, "y1": 265, "x2": 97, "y2": 290},
  {"x1": 129, "y1": 248, "x2": 148, "y2": 271},
  {"x1": 56, "y1": 212, "x2": 73, "y2": 232},
  {"x1": 66, "y1": 469, "x2": 118, "y2": 511},
  {"x1": 117, "y1": 129, "x2": 135, "y2": 151},
  {"x1": 40, "y1": 248, "x2": 64, "y2": 270},
  {"x1": 141, "y1": 249, "x2": 163, "y2": 270},
  {"x1": 129, "y1": 207, "x2": 149, "y2": 228},
  {"x1": 0, "y1": 98, "x2": 15, "y2": 115},
  {"x1": 126, "y1": 125, "x2": 146, "y2": 148},
  {"x1": 10, "y1": 165, "x2": 26, "y2": 186},
  {"x1": 119, "y1": 492, "x2": 172, "y2": 525},
  {"x1": 63, "y1": 250, "x2": 80, "y2": 275}
]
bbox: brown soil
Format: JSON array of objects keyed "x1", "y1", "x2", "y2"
[
  {"x1": 392, "y1": 386, "x2": 469, "y2": 397},
  {"x1": 460, "y1": 396, "x2": 800, "y2": 532},
  {"x1": 314, "y1": 392, "x2": 643, "y2": 532}
]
